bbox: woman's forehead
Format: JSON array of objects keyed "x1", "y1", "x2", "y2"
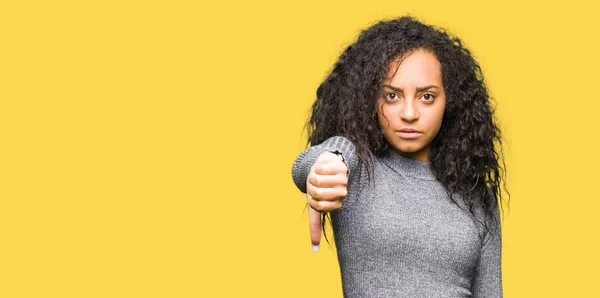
[{"x1": 384, "y1": 49, "x2": 443, "y2": 86}]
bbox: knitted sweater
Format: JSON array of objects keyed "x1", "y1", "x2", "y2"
[{"x1": 292, "y1": 136, "x2": 502, "y2": 298}]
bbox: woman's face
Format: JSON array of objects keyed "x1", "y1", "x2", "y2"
[{"x1": 377, "y1": 49, "x2": 446, "y2": 162}]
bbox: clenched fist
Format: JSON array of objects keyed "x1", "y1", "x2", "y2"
[{"x1": 307, "y1": 151, "x2": 348, "y2": 252}]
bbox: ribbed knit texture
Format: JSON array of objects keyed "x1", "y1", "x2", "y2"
[{"x1": 292, "y1": 136, "x2": 502, "y2": 298}]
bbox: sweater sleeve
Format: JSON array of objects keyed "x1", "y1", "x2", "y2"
[
  {"x1": 472, "y1": 204, "x2": 503, "y2": 297},
  {"x1": 291, "y1": 136, "x2": 358, "y2": 193}
]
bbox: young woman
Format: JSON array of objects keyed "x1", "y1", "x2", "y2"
[{"x1": 291, "y1": 16, "x2": 509, "y2": 297}]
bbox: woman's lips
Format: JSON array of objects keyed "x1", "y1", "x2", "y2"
[{"x1": 397, "y1": 131, "x2": 422, "y2": 139}]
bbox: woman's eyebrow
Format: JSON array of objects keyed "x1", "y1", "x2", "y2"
[{"x1": 383, "y1": 84, "x2": 439, "y2": 93}]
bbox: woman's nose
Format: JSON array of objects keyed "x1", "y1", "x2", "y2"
[{"x1": 400, "y1": 99, "x2": 419, "y2": 122}]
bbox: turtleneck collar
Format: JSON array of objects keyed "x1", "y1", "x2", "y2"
[{"x1": 380, "y1": 148, "x2": 437, "y2": 180}]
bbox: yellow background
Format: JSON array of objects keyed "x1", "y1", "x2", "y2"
[{"x1": 1, "y1": 0, "x2": 599, "y2": 297}]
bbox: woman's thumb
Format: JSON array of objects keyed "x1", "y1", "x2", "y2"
[{"x1": 308, "y1": 194, "x2": 322, "y2": 252}]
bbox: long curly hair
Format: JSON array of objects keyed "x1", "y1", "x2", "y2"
[{"x1": 305, "y1": 16, "x2": 510, "y2": 243}]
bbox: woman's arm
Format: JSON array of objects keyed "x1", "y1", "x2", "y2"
[
  {"x1": 291, "y1": 135, "x2": 359, "y2": 251},
  {"x1": 472, "y1": 205, "x2": 503, "y2": 297}
]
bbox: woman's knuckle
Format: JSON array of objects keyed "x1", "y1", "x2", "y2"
[
  {"x1": 314, "y1": 201, "x2": 325, "y2": 212},
  {"x1": 309, "y1": 201, "x2": 320, "y2": 212},
  {"x1": 312, "y1": 174, "x2": 320, "y2": 186},
  {"x1": 314, "y1": 188, "x2": 324, "y2": 198}
]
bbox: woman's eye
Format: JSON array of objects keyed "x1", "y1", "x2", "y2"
[
  {"x1": 385, "y1": 93, "x2": 398, "y2": 101},
  {"x1": 422, "y1": 93, "x2": 435, "y2": 101}
]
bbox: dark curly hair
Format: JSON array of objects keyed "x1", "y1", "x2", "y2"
[{"x1": 305, "y1": 15, "x2": 510, "y2": 244}]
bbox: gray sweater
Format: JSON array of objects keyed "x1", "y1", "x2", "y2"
[{"x1": 292, "y1": 136, "x2": 502, "y2": 298}]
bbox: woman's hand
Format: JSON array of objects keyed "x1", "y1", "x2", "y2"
[{"x1": 306, "y1": 151, "x2": 348, "y2": 252}]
